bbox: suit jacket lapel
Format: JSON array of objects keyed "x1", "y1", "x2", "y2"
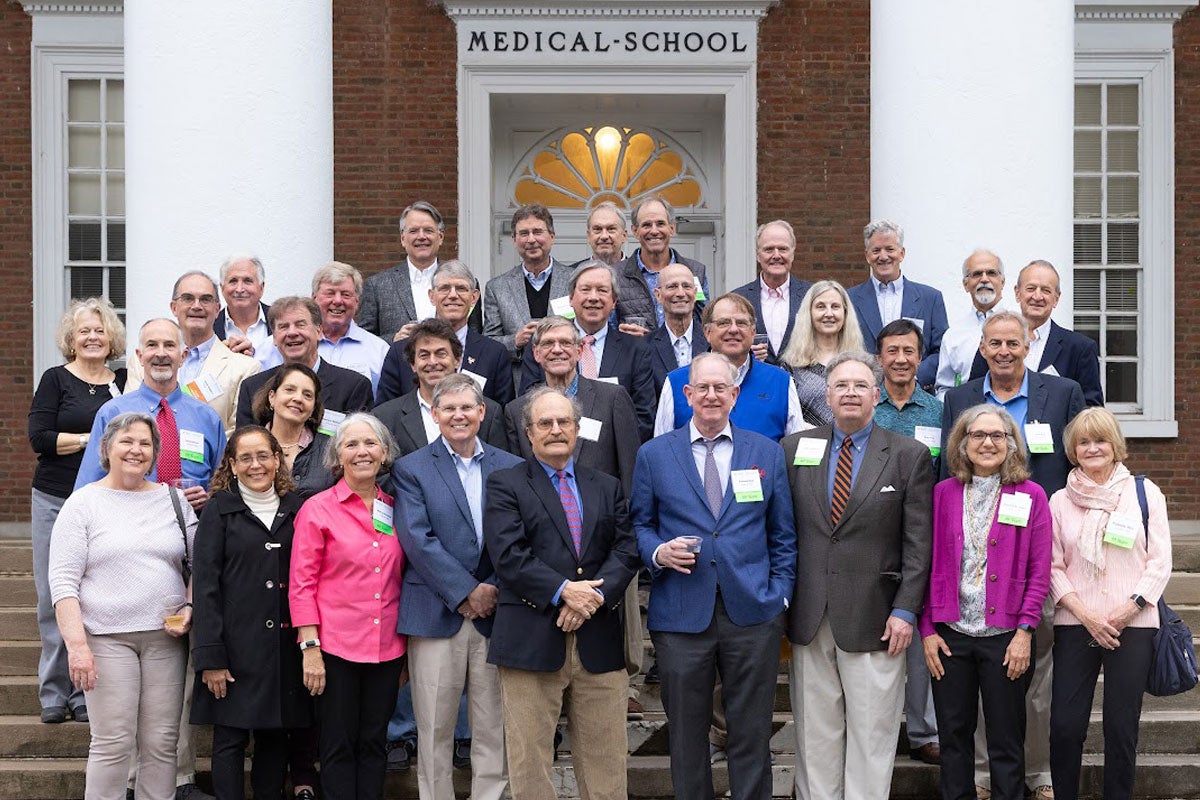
[
  {"x1": 529, "y1": 463, "x2": 577, "y2": 556},
  {"x1": 463, "y1": 330, "x2": 481, "y2": 371},
  {"x1": 599, "y1": 329, "x2": 622, "y2": 376},
  {"x1": 576, "y1": 469, "x2": 601, "y2": 559},
  {"x1": 798, "y1": 433, "x2": 835, "y2": 531},
  {"x1": 901, "y1": 281, "x2": 921, "y2": 318},
  {"x1": 855, "y1": 284, "x2": 884, "y2": 341},
  {"x1": 394, "y1": 267, "x2": 418, "y2": 323},
  {"x1": 201, "y1": 341, "x2": 231, "y2": 381},
  {"x1": 399, "y1": 392, "x2": 430, "y2": 448},
  {"x1": 573, "y1": 379, "x2": 597, "y2": 461},
  {"x1": 715, "y1": 434, "x2": 747, "y2": 522},
  {"x1": 670, "y1": 429, "x2": 713, "y2": 514},
  {"x1": 651, "y1": 329, "x2": 675, "y2": 374},
  {"x1": 781, "y1": 281, "x2": 805, "y2": 353},
  {"x1": 835, "y1": 428, "x2": 889, "y2": 530},
  {"x1": 1039, "y1": 322, "x2": 1065, "y2": 373},
  {"x1": 430, "y1": 443, "x2": 475, "y2": 532},
  {"x1": 1025, "y1": 372, "x2": 1049, "y2": 423}
]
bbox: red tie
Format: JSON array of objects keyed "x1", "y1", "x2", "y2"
[
  {"x1": 156, "y1": 398, "x2": 183, "y2": 483},
  {"x1": 580, "y1": 335, "x2": 598, "y2": 380},
  {"x1": 556, "y1": 469, "x2": 582, "y2": 557}
]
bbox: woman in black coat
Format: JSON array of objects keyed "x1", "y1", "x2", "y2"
[{"x1": 190, "y1": 426, "x2": 313, "y2": 800}]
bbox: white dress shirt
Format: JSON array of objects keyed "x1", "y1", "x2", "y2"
[
  {"x1": 871, "y1": 274, "x2": 906, "y2": 326},
  {"x1": 418, "y1": 394, "x2": 440, "y2": 445},
  {"x1": 760, "y1": 277, "x2": 791, "y2": 353},
  {"x1": 667, "y1": 321, "x2": 697, "y2": 368},
  {"x1": 1026, "y1": 318, "x2": 1052, "y2": 371},
  {"x1": 935, "y1": 303, "x2": 1009, "y2": 398},
  {"x1": 409, "y1": 258, "x2": 438, "y2": 322}
]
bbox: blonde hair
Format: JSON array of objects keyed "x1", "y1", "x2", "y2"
[
  {"x1": 56, "y1": 297, "x2": 125, "y2": 362},
  {"x1": 1063, "y1": 406, "x2": 1128, "y2": 465},
  {"x1": 779, "y1": 280, "x2": 864, "y2": 368}
]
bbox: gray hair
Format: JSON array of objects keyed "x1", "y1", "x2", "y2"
[
  {"x1": 399, "y1": 200, "x2": 445, "y2": 233},
  {"x1": 171, "y1": 271, "x2": 218, "y2": 299},
  {"x1": 99, "y1": 412, "x2": 161, "y2": 473},
  {"x1": 756, "y1": 219, "x2": 796, "y2": 249},
  {"x1": 138, "y1": 318, "x2": 183, "y2": 347},
  {"x1": 825, "y1": 350, "x2": 884, "y2": 387},
  {"x1": 688, "y1": 352, "x2": 738, "y2": 385},
  {"x1": 863, "y1": 219, "x2": 904, "y2": 248},
  {"x1": 531, "y1": 315, "x2": 579, "y2": 347},
  {"x1": 1017, "y1": 259, "x2": 1062, "y2": 295},
  {"x1": 587, "y1": 201, "x2": 627, "y2": 230},
  {"x1": 432, "y1": 373, "x2": 485, "y2": 409},
  {"x1": 522, "y1": 386, "x2": 582, "y2": 431},
  {"x1": 945, "y1": 404, "x2": 1030, "y2": 485},
  {"x1": 567, "y1": 260, "x2": 620, "y2": 301},
  {"x1": 323, "y1": 412, "x2": 399, "y2": 478},
  {"x1": 981, "y1": 310, "x2": 1031, "y2": 344},
  {"x1": 961, "y1": 249, "x2": 1005, "y2": 279},
  {"x1": 431, "y1": 259, "x2": 476, "y2": 288},
  {"x1": 311, "y1": 261, "x2": 364, "y2": 297},
  {"x1": 632, "y1": 195, "x2": 676, "y2": 227},
  {"x1": 219, "y1": 254, "x2": 265, "y2": 285}
]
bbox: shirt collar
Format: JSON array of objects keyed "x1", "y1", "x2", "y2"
[
  {"x1": 689, "y1": 419, "x2": 733, "y2": 444},
  {"x1": 321, "y1": 320, "x2": 367, "y2": 346},
  {"x1": 576, "y1": 321, "x2": 608, "y2": 345},
  {"x1": 878, "y1": 384, "x2": 936, "y2": 410},
  {"x1": 408, "y1": 258, "x2": 438, "y2": 284},
  {"x1": 870, "y1": 273, "x2": 905, "y2": 293},
  {"x1": 1030, "y1": 318, "x2": 1053, "y2": 342},
  {"x1": 522, "y1": 261, "x2": 552, "y2": 284},
  {"x1": 455, "y1": 324, "x2": 469, "y2": 349},
  {"x1": 440, "y1": 435, "x2": 484, "y2": 464},
  {"x1": 734, "y1": 354, "x2": 752, "y2": 386},
  {"x1": 667, "y1": 320, "x2": 694, "y2": 347},
  {"x1": 333, "y1": 476, "x2": 383, "y2": 504},
  {"x1": 983, "y1": 369, "x2": 1030, "y2": 401},
  {"x1": 636, "y1": 248, "x2": 676, "y2": 274},
  {"x1": 760, "y1": 275, "x2": 790, "y2": 297},
  {"x1": 136, "y1": 382, "x2": 183, "y2": 405},
  {"x1": 187, "y1": 335, "x2": 217, "y2": 362},
  {"x1": 537, "y1": 457, "x2": 575, "y2": 481},
  {"x1": 564, "y1": 372, "x2": 580, "y2": 398},
  {"x1": 833, "y1": 421, "x2": 874, "y2": 450}
]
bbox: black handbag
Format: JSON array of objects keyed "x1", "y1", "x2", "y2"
[{"x1": 1134, "y1": 475, "x2": 1197, "y2": 696}]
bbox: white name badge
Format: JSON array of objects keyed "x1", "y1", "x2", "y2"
[
  {"x1": 108, "y1": 383, "x2": 121, "y2": 399},
  {"x1": 1024, "y1": 422, "x2": 1054, "y2": 454},
  {"x1": 372, "y1": 500, "x2": 395, "y2": 536},
  {"x1": 549, "y1": 295, "x2": 575, "y2": 319},
  {"x1": 997, "y1": 491, "x2": 1033, "y2": 527},
  {"x1": 693, "y1": 275, "x2": 707, "y2": 302},
  {"x1": 184, "y1": 373, "x2": 225, "y2": 404},
  {"x1": 318, "y1": 409, "x2": 347, "y2": 437},
  {"x1": 461, "y1": 369, "x2": 488, "y2": 392},
  {"x1": 731, "y1": 469, "x2": 764, "y2": 502},
  {"x1": 1041, "y1": 365, "x2": 1061, "y2": 378},
  {"x1": 902, "y1": 316, "x2": 925, "y2": 333},
  {"x1": 793, "y1": 437, "x2": 826, "y2": 466},
  {"x1": 597, "y1": 375, "x2": 619, "y2": 385},
  {"x1": 577, "y1": 416, "x2": 602, "y2": 442},
  {"x1": 1104, "y1": 514, "x2": 1140, "y2": 549},
  {"x1": 914, "y1": 425, "x2": 942, "y2": 456},
  {"x1": 179, "y1": 429, "x2": 205, "y2": 463}
]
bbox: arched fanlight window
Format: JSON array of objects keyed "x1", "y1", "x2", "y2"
[{"x1": 512, "y1": 126, "x2": 705, "y2": 211}]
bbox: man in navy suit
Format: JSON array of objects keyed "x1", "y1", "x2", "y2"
[
  {"x1": 646, "y1": 263, "x2": 709, "y2": 398},
  {"x1": 632, "y1": 352, "x2": 797, "y2": 800},
  {"x1": 484, "y1": 388, "x2": 639, "y2": 800},
  {"x1": 519, "y1": 261, "x2": 656, "y2": 440},
  {"x1": 968, "y1": 259, "x2": 1103, "y2": 407},
  {"x1": 375, "y1": 260, "x2": 514, "y2": 406},
  {"x1": 732, "y1": 220, "x2": 813, "y2": 365},
  {"x1": 846, "y1": 219, "x2": 948, "y2": 388},
  {"x1": 392, "y1": 373, "x2": 522, "y2": 800}
]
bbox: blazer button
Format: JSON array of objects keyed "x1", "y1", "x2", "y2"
[
  {"x1": 990, "y1": 539, "x2": 997, "y2": 546},
  {"x1": 988, "y1": 606, "x2": 996, "y2": 615},
  {"x1": 710, "y1": 559, "x2": 717, "y2": 566},
  {"x1": 373, "y1": 618, "x2": 380, "y2": 625},
  {"x1": 265, "y1": 581, "x2": 274, "y2": 589},
  {"x1": 989, "y1": 574, "x2": 997, "y2": 582},
  {"x1": 577, "y1": 567, "x2": 583, "y2": 575},
  {"x1": 713, "y1": 531, "x2": 719, "y2": 537},
  {"x1": 265, "y1": 620, "x2": 275, "y2": 628}
]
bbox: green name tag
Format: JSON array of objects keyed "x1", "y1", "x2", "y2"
[
  {"x1": 693, "y1": 275, "x2": 707, "y2": 302},
  {"x1": 1103, "y1": 514, "x2": 1139, "y2": 549},
  {"x1": 179, "y1": 429, "x2": 205, "y2": 463},
  {"x1": 731, "y1": 469, "x2": 763, "y2": 503},
  {"x1": 373, "y1": 502, "x2": 394, "y2": 536},
  {"x1": 793, "y1": 438, "x2": 825, "y2": 466}
]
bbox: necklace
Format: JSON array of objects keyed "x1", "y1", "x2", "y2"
[{"x1": 278, "y1": 440, "x2": 301, "y2": 452}]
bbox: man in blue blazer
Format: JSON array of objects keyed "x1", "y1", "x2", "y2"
[
  {"x1": 632, "y1": 352, "x2": 796, "y2": 800},
  {"x1": 731, "y1": 220, "x2": 813, "y2": 365},
  {"x1": 847, "y1": 219, "x2": 948, "y2": 388},
  {"x1": 392, "y1": 374, "x2": 522, "y2": 800}
]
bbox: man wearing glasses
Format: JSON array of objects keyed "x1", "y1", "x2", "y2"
[
  {"x1": 653, "y1": 293, "x2": 804, "y2": 440},
  {"x1": 125, "y1": 271, "x2": 260, "y2": 435},
  {"x1": 935, "y1": 249, "x2": 1009, "y2": 398}
]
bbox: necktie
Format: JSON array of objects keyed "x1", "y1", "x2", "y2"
[
  {"x1": 831, "y1": 435, "x2": 853, "y2": 525},
  {"x1": 703, "y1": 438, "x2": 723, "y2": 519},
  {"x1": 156, "y1": 398, "x2": 183, "y2": 483},
  {"x1": 767, "y1": 286, "x2": 784, "y2": 299},
  {"x1": 580, "y1": 335, "x2": 598, "y2": 379},
  {"x1": 556, "y1": 469, "x2": 582, "y2": 556},
  {"x1": 674, "y1": 336, "x2": 690, "y2": 368}
]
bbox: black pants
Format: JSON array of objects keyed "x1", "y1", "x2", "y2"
[
  {"x1": 286, "y1": 725, "x2": 320, "y2": 790},
  {"x1": 211, "y1": 725, "x2": 287, "y2": 800},
  {"x1": 651, "y1": 597, "x2": 784, "y2": 800},
  {"x1": 316, "y1": 653, "x2": 405, "y2": 800},
  {"x1": 931, "y1": 625, "x2": 1035, "y2": 800},
  {"x1": 1050, "y1": 624, "x2": 1154, "y2": 800}
]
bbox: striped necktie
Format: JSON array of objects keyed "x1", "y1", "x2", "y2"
[{"x1": 830, "y1": 435, "x2": 853, "y2": 525}]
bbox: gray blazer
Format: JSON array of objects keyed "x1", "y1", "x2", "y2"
[
  {"x1": 482, "y1": 259, "x2": 575, "y2": 362},
  {"x1": 358, "y1": 262, "x2": 482, "y2": 342},
  {"x1": 782, "y1": 424, "x2": 934, "y2": 652}
]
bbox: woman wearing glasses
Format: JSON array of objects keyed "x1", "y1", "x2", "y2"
[
  {"x1": 779, "y1": 280, "x2": 864, "y2": 426},
  {"x1": 920, "y1": 405, "x2": 1052, "y2": 800}
]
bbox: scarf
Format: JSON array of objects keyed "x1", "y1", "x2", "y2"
[{"x1": 1063, "y1": 462, "x2": 1131, "y2": 578}]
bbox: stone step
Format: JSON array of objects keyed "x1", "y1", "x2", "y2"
[
  {"x1": 0, "y1": 544, "x2": 31, "y2": 576},
  {"x1": 0, "y1": 577, "x2": 36, "y2": 608},
  {"x1": 1174, "y1": 535, "x2": 1200, "y2": 572},
  {"x1": 1165, "y1": 572, "x2": 1200, "y2": 605},
  {"x1": 0, "y1": 717, "x2": 214, "y2": 759},
  {"x1": 0, "y1": 642, "x2": 38, "y2": 677},
  {"x1": 0, "y1": 607, "x2": 41, "y2": 640},
  {"x1": 0, "y1": 677, "x2": 40, "y2": 716}
]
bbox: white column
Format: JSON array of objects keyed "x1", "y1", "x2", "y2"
[
  {"x1": 871, "y1": 2, "x2": 1075, "y2": 319},
  {"x1": 124, "y1": 0, "x2": 333, "y2": 336}
]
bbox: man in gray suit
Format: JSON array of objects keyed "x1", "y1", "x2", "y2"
[
  {"x1": 392, "y1": 373, "x2": 522, "y2": 800},
  {"x1": 782, "y1": 351, "x2": 934, "y2": 800},
  {"x1": 483, "y1": 203, "x2": 575, "y2": 366}
]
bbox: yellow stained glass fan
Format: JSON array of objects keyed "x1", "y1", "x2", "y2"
[{"x1": 514, "y1": 126, "x2": 703, "y2": 210}]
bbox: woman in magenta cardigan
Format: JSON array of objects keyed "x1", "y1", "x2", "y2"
[
  {"x1": 1048, "y1": 407, "x2": 1172, "y2": 800},
  {"x1": 920, "y1": 404, "x2": 1052, "y2": 800}
]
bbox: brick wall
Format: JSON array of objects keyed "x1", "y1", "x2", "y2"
[{"x1": 0, "y1": 8, "x2": 33, "y2": 521}]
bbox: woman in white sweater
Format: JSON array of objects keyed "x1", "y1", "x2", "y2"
[
  {"x1": 48, "y1": 412, "x2": 198, "y2": 800},
  {"x1": 1048, "y1": 406, "x2": 1172, "y2": 800}
]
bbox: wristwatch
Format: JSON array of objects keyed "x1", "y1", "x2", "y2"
[
  {"x1": 299, "y1": 638, "x2": 321, "y2": 651},
  {"x1": 1130, "y1": 594, "x2": 1147, "y2": 609},
  {"x1": 1017, "y1": 623, "x2": 1035, "y2": 633}
]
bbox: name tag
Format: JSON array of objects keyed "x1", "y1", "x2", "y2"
[
  {"x1": 578, "y1": 416, "x2": 602, "y2": 442},
  {"x1": 549, "y1": 295, "x2": 575, "y2": 319},
  {"x1": 318, "y1": 409, "x2": 346, "y2": 437},
  {"x1": 731, "y1": 469, "x2": 763, "y2": 502},
  {"x1": 793, "y1": 437, "x2": 826, "y2": 466},
  {"x1": 183, "y1": 373, "x2": 225, "y2": 404},
  {"x1": 693, "y1": 275, "x2": 707, "y2": 302},
  {"x1": 1041, "y1": 365, "x2": 1061, "y2": 378},
  {"x1": 997, "y1": 491, "x2": 1033, "y2": 527},
  {"x1": 597, "y1": 375, "x2": 619, "y2": 385},
  {"x1": 179, "y1": 429, "x2": 205, "y2": 463},
  {"x1": 914, "y1": 425, "x2": 941, "y2": 456},
  {"x1": 1024, "y1": 422, "x2": 1054, "y2": 454},
  {"x1": 373, "y1": 499, "x2": 395, "y2": 536},
  {"x1": 1104, "y1": 514, "x2": 1140, "y2": 549},
  {"x1": 461, "y1": 369, "x2": 488, "y2": 392},
  {"x1": 108, "y1": 383, "x2": 121, "y2": 399},
  {"x1": 902, "y1": 316, "x2": 925, "y2": 333}
]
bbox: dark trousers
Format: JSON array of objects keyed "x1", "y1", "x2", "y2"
[
  {"x1": 211, "y1": 725, "x2": 287, "y2": 800},
  {"x1": 1050, "y1": 624, "x2": 1154, "y2": 800},
  {"x1": 931, "y1": 625, "x2": 1035, "y2": 800},
  {"x1": 286, "y1": 725, "x2": 320, "y2": 790},
  {"x1": 317, "y1": 653, "x2": 405, "y2": 800},
  {"x1": 651, "y1": 597, "x2": 783, "y2": 800}
]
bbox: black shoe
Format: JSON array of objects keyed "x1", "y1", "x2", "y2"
[
  {"x1": 294, "y1": 790, "x2": 316, "y2": 800},
  {"x1": 453, "y1": 738, "x2": 471, "y2": 769},
  {"x1": 643, "y1": 661, "x2": 660, "y2": 684},
  {"x1": 40, "y1": 706, "x2": 68, "y2": 724},
  {"x1": 553, "y1": 730, "x2": 563, "y2": 761},
  {"x1": 125, "y1": 790, "x2": 134, "y2": 800},
  {"x1": 71, "y1": 705, "x2": 89, "y2": 723},
  {"x1": 175, "y1": 785, "x2": 214, "y2": 800},
  {"x1": 386, "y1": 739, "x2": 415, "y2": 771}
]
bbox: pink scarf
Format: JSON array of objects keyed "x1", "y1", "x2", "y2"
[{"x1": 1063, "y1": 463, "x2": 1131, "y2": 577}]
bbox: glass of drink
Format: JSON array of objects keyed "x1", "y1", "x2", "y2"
[
  {"x1": 161, "y1": 594, "x2": 187, "y2": 630},
  {"x1": 170, "y1": 478, "x2": 199, "y2": 491},
  {"x1": 679, "y1": 535, "x2": 702, "y2": 554},
  {"x1": 626, "y1": 316, "x2": 651, "y2": 332}
]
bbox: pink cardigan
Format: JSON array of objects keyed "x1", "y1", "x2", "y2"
[
  {"x1": 919, "y1": 478, "x2": 1052, "y2": 639},
  {"x1": 1049, "y1": 473, "x2": 1172, "y2": 628}
]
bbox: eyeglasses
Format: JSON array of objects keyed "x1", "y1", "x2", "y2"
[
  {"x1": 690, "y1": 383, "x2": 732, "y2": 396},
  {"x1": 967, "y1": 430, "x2": 1008, "y2": 443},
  {"x1": 967, "y1": 269, "x2": 1001, "y2": 280},
  {"x1": 432, "y1": 283, "x2": 473, "y2": 296},
  {"x1": 515, "y1": 227, "x2": 550, "y2": 239},
  {"x1": 829, "y1": 381, "x2": 874, "y2": 395},
  {"x1": 174, "y1": 293, "x2": 218, "y2": 306},
  {"x1": 531, "y1": 417, "x2": 576, "y2": 432},
  {"x1": 234, "y1": 452, "x2": 276, "y2": 466},
  {"x1": 708, "y1": 318, "x2": 754, "y2": 330}
]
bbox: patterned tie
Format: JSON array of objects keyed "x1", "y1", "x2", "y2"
[
  {"x1": 156, "y1": 398, "x2": 183, "y2": 483},
  {"x1": 830, "y1": 435, "x2": 853, "y2": 525},
  {"x1": 580, "y1": 335, "x2": 598, "y2": 379},
  {"x1": 703, "y1": 438, "x2": 723, "y2": 519},
  {"x1": 556, "y1": 469, "x2": 582, "y2": 556},
  {"x1": 767, "y1": 286, "x2": 784, "y2": 299}
]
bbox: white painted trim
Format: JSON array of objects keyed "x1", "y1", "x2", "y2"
[
  {"x1": 20, "y1": 2, "x2": 122, "y2": 13},
  {"x1": 442, "y1": 0, "x2": 776, "y2": 19}
]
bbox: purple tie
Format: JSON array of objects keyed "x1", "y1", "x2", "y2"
[
  {"x1": 703, "y1": 438, "x2": 723, "y2": 519},
  {"x1": 556, "y1": 469, "x2": 582, "y2": 556}
]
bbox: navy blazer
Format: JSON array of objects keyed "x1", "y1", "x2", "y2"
[
  {"x1": 484, "y1": 460, "x2": 639, "y2": 673},
  {"x1": 631, "y1": 424, "x2": 796, "y2": 634},
  {"x1": 731, "y1": 277, "x2": 813, "y2": 365},
  {"x1": 518, "y1": 326, "x2": 656, "y2": 442},
  {"x1": 968, "y1": 321, "x2": 1103, "y2": 408},
  {"x1": 374, "y1": 329, "x2": 515, "y2": 407},
  {"x1": 847, "y1": 277, "x2": 948, "y2": 388},
  {"x1": 646, "y1": 321, "x2": 709, "y2": 399},
  {"x1": 392, "y1": 439, "x2": 523, "y2": 639},
  {"x1": 213, "y1": 302, "x2": 271, "y2": 340},
  {"x1": 235, "y1": 360, "x2": 373, "y2": 428},
  {"x1": 940, "y1": 370, "x2": 1086, "y2": 499}
]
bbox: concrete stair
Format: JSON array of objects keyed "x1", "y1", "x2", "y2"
[{"x1": 0, "y1": 534, "x2": 1197, "y2": 799}]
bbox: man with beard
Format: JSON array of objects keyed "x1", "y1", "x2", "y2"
[{"x1": 936, "y1": 249, "x2": 1008, "y2": 398}]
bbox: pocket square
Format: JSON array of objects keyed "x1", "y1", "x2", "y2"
[{"x1": 880, "y1": 485, "x2": 897, "y2": 493}]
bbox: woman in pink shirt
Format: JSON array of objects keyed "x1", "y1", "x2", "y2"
[
  {"x1": 289, "y1": 412, "x2": 404, "y2": 800},
  {"x1": 1048, "y1": 407, "x2": 1172, "y2": 800}
]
